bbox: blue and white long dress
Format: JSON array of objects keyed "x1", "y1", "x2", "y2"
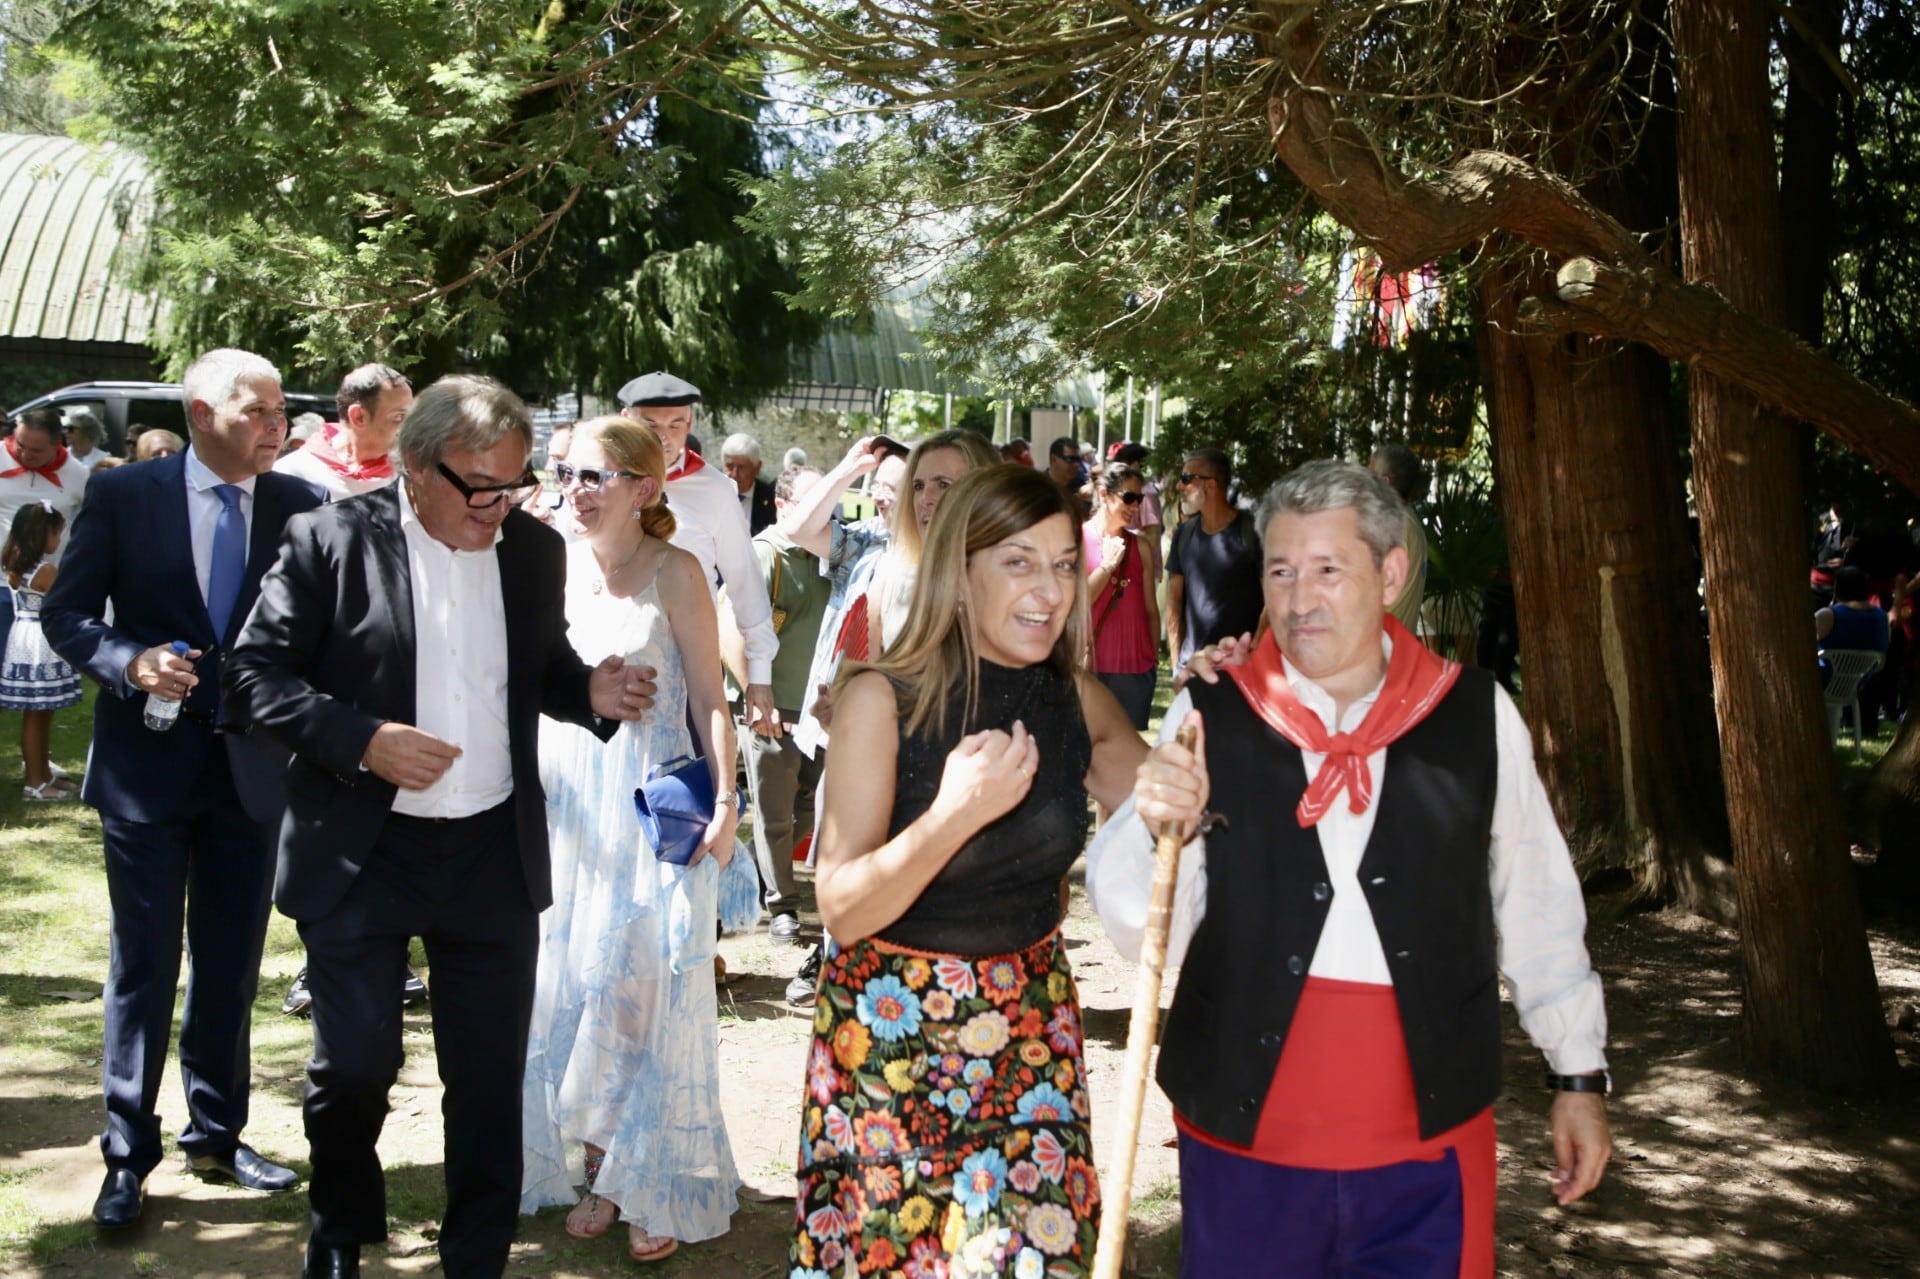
[
  {"x1": 520, "y1": 540, "x2": 761, "y2": 1240},
  {"x1": 0, "y1": 561, "x2": 81, "y2": 711}
]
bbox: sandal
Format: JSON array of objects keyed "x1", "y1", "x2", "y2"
[
  {"x1": 564, "y1": 1149, "x2": 617, "y2": 1239},
  {"x1": 628, "y1": 1225, "x2": 678, "y2": 1263},
  {"x1": 23, "y1": 780, "x2": 75, "y2": 803}
]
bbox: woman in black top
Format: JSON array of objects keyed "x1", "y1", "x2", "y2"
[{"x1": 790, "y1": 464, "x2": 1148, "y2": 1279}]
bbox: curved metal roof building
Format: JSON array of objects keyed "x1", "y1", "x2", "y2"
[{"x1": 0, "y1": 131, "x2": 167, "y2": 376}]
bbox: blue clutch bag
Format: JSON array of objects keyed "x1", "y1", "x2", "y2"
[{"x1": 634, "y1": 755, "x2": 717, "y2": 866}]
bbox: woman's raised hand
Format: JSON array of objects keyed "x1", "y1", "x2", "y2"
[{"x1": 931, "y1": 721, "x2": 1040, "y2": 831}]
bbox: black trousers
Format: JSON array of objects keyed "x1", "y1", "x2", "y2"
[
  {"x1": 98, "y1": 748, "x2": 276, "y2": 1177},
  {"x1": 298, "y1": 801, "x2": 536, "y2": 1279}
]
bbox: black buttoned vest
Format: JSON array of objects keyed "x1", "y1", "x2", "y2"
[{"x1": 1158, "y1": 668, "x2": 1501, "y2": 1144}]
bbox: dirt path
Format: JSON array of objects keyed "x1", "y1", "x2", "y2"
[{"x1": 2, "y1": 872, "x2": 1917, "y2": 1277}]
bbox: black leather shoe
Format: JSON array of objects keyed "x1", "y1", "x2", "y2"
[
  {"x1": 402, "y1": 966, "x2": 429, "y2": 1007},
  {"x1": 187, "y1": 1144, "x2": 300, "y2": 1192},
  {"x1": 281, "y1": 968, "x2": 313, "y2": 1017},
  {"x1": 303, "y1": 1238, "x2": 360, "y2": 1279},
  {"x1": 770, "y1": 912, "x2": 801, "y2": 943},
  {"x1": 91, "y1": 1168, "x2": 143, "y2": 1229}
]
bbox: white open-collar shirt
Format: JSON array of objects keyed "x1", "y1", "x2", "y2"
[{"x1": 389, "y1": 480, "x2": 512, "y2": 819}]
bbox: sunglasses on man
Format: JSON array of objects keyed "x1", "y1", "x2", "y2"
[
  {"x1": 437, "y1": 463, "x2": 540, "y2": 508},
  {"x1": 1178, "y1": 472, "x2": 1216, "y2": 486}
]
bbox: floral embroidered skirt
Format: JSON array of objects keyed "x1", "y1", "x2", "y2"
[{"x1": 792, "y1": 930, "x2": 1100, "y2": 1279}]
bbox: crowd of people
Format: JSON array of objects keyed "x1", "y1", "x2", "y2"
[{"x1": 8, "y1": 350, "x2": 1615, "y2": 1279}]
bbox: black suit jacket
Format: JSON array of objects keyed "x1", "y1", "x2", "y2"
[
  {"x1": 224, "y1": 487, "x2": 612, "y2": 922},
  {"x1": 42, "y1": 452, "x2": 326, "y2": 823},
  {"x1": 748, "y1": 477, "x2": 777, "y2": 536}
]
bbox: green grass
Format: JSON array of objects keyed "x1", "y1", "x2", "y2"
[{"x1": 0, "y1": 685, "x2": 320, "y2": 1269}]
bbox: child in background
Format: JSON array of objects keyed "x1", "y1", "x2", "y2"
[{"x1": 1, "y1": 503, "x2": 82, "y2": 800}]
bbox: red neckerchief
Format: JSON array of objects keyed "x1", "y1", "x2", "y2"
[
  {"x1": 0, "y1": 436, "x2": 70, "y2": 487},
  {"x1": 666, "y1": 446, "x2": 706, "y2": 481},
  {"x1": 1225, "y1": 616, "x2": 1460, "y2": 827},
  {"x1": 303, "y1": 423, "x2": 394, "y2": 482},
  {"x1": 833, "y1": 593, "x2": 871, "y2": 663}
]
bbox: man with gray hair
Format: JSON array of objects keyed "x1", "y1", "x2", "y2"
[
  {"x1": 721, "y1": 431, "x2": 777, "y2": 535},
  {"x1": 1090, "y1": 459, "x2": 1611, "y2": 1276},
  {"x1": 65, "y1": 409, "x2": 110, "y2": 469},
  {"x1": 44, "y1": 347, "x2": 327, "y2": 1230},
  {"x1": 226, "y1": 374, "x2": 660, "y2": 1279},
  {"x1": 276, "y1": 363, "x2": 413, "y2": 499}
]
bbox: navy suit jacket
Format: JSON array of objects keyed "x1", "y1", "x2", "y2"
[
  {"x1": 223, "y1": 487, "x2": 613, "y2": 922},
  {"x1": 42, "y1": 453, "x2": 326, "y2": 824},
  {"x1": 748, "y1": 477, "x2": 777, "y2": 536}
]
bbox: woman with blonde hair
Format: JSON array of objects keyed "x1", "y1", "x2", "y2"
[
  {"x1": 862, "y1": 429, "x2": 1000, "y2": 658},
  {"x1": 789, "y1": 464, "x2": 1148, "y2": 1277},
  {"x1": 519, "y1": 415, "x2": 759, "y2": 1263}
]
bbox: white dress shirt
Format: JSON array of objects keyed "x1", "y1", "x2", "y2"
[
  {"x1": 1086, "y1": 643, "x2": 1609, "y2": 1076},
  {"x1": 0, "y1": 454, "x2": 90, "y2": 563},
  {"x1": 183, "y1": 445, "x2": 256, "y2": 604},
  {"x1": 390, "y1": 481, "x2": 512, "y2": 818},
  {"x1": 663, "y1": 461, "x2": 777, "y2": 684}
]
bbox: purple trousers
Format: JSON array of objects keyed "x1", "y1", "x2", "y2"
[{"x1": 1178, "y1": 1134, "x2": 1469, "y2": 1278}]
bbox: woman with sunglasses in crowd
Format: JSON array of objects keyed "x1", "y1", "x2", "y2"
[
  {"x1": 518, "y1": 416, "x2": 759, "y2": 1264},
  {"x1": 1082, "y1": 463, "x2": 1160, "y2": 731}
]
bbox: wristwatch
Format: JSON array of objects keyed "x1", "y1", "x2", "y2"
[{"x1": 1544, "y1": 1070, "x2": 1612, "y2": 1096}]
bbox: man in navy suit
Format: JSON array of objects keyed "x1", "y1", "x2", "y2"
[
  {"x1": 43, "y1": 348, "x2": 328, "y2": 1230},
  {"x1": 226, "y1": 375, "x2": 657, "y2": 1279}
]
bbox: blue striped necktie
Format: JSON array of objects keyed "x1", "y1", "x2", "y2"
[{"x1": 206, "y1": 484, "x2": 247, "y2": 640}]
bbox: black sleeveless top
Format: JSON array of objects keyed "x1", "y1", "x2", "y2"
[{"x1": 877, "y1": 660, "x2": 1093, "y2": 956}]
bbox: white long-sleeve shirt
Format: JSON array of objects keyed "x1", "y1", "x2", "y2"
[
  {"x1": 389, "y1": 480, "x2": 512, "y2": 818},
  {"x1": 1086, "y1": 657, "x2": 1608, "y2": 1077},
  {"x1": 664, "y1": 461, "x2": 777, "y2": 685}
]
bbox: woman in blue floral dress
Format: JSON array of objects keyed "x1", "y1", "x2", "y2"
[
  {"x1": 519, "y1": 417, "x2": 760, "y2": 1263},
  {"x1": 792, "y1": 465, "x2": 1149, "y2": 1278}
]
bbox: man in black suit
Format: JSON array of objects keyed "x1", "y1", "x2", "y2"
[
  {"x1": 224, "y1": 375, "x2": 657, "y2": 1279},
  {"x1": 43, "y1": 348, "x2": 326, "y2": 1230},
  {"x1": 721, "y1": 432, "x2": 778, "y2": 535}
]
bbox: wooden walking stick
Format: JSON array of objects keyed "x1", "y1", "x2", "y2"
[{"x1": 1091, "y1": 725, "x2": 1198, "y2": 1279}]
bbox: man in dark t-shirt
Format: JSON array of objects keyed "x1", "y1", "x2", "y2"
[{"x1": 1165, "y1": 447, "x2": 1264, "y2": 661}]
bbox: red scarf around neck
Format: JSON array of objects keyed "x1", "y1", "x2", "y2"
[
  {"x1": 0, "y1": 436, "x2": 70, "y2": 487},
  {"x1": 1225, "y1": 616, "x2": 1460, "y2": 827},
  {"x1": 665, "y1": 447, "x2": 706, "y2": 481},
  {"x1": 304, "y1": 423, "x2": 394, "y2": 482}
]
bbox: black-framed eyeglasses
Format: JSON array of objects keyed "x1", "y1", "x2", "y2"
[
  {"x1": 436, "y1": 462, "x2": 539, "y2": 509},
  {"x1": 1117, "y1": 490, "x2": 1144, "y2": 505},
  {"x1": 1058, "y1": 452, "x2": 1082, "y2": 464},
  {"x1": 1178, "y1": 472, "x2": 1215, "y2": 486},
  {"x1": 553, "y1": 462, "x2": 638, "y2": 492}
]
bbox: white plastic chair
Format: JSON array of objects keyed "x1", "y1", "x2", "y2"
[{"x1": 1822, "y1": 649, "x2": 1884, "y2": 760}]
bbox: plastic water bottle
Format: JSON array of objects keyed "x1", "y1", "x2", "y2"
[{"x1": 142, "y1": 641, "x2": 193, "y2": 732}]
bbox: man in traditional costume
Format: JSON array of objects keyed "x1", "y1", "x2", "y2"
[{"x1": 1089, "y1": 459, "x2": 1610, "y2": 1278}]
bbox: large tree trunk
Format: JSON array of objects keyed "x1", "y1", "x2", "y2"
[
  {"x1": 1481, "y1": 251, "x2": 1733, "y2": 916},
  {"x1": 1673, "y1": 0, "x2": 1895, "y2": 1088},
  {"x1": 1475, "y1": 25, "x2": 1734, "y2": 914}
]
